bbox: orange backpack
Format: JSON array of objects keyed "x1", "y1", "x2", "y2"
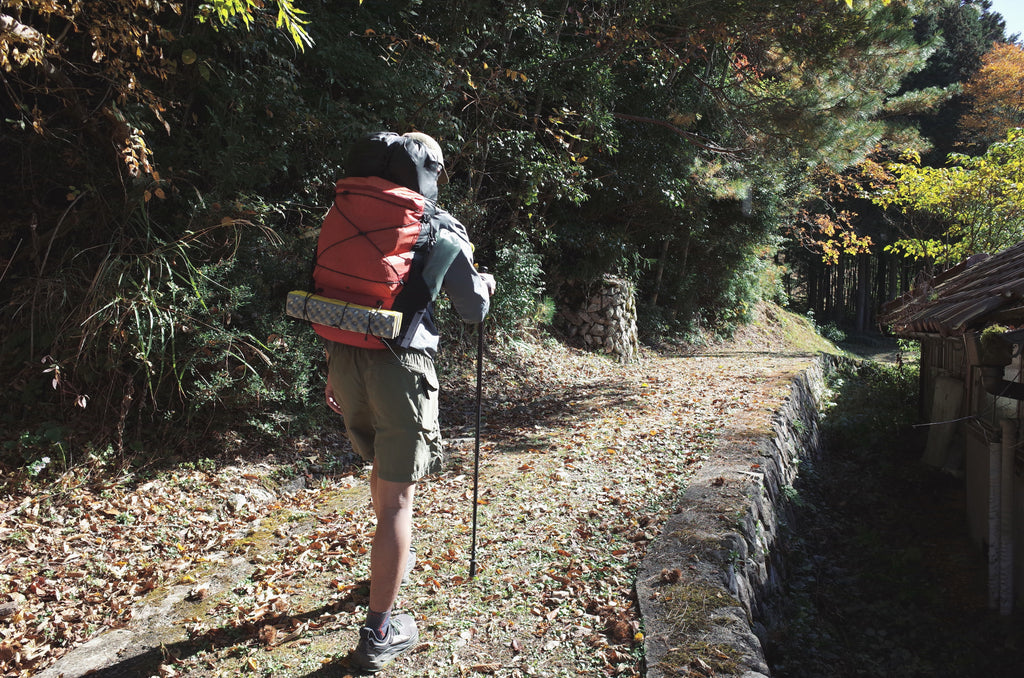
[{"x1": 311, "y1": 175, "x2": 436, "y2": 348}]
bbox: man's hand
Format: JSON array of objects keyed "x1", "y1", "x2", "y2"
[
  {"x1": 325, "y1": 383, "x2": 344, "y2": 415},
  {"x1": 479, "y1": 272, "x2": 496, "y2": 296}
]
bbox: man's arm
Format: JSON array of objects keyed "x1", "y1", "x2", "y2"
[
  {"x1": 443, "y1": 249, "x2": 493, "y2": 324},
  {"x1": 428, "y1": 209, "x2": 494, "y2": 323}
]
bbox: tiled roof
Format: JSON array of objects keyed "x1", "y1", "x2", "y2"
[{"x1": 879, "y1": 240, "x2": 1024, "y2": 337}]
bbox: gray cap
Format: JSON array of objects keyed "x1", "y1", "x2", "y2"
[{"x1": 403, "y1": 131, "x2": 448, "y2": 184}]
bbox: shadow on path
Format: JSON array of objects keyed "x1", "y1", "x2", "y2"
[{"x1": 78, "y1": 589, "x2": 367, "y2": 678}]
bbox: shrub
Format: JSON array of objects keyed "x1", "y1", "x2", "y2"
[
  {"x1": 434, "y1": 235, "x2": 548, "y2": 346},
  {"x1": 821, "y1": 360, "x2": 919, "y2": 450}
]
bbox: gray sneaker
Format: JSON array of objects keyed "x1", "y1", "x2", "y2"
[{"x1": 351, "y1": 613, "x2": 419, "y2": 674}]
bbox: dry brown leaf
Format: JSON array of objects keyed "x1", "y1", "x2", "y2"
[{"x1": 257, "y1": 624, "x2": 278, "y2": 646}]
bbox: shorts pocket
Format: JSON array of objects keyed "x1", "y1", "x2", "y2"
[{"x1": 419, "y1": 368, "x2": 439, "y2": 398}]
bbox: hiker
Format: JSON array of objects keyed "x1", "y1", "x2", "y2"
[{"x1": 318, "y1": 131, "x2": 495, "y2": 673}]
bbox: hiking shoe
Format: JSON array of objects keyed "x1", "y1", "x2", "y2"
[
  {"x1": 351, "y1": 613, "x2": 419, "y2": 673},
  {"x1": 401, "y1": 546, "x2": 416, "y2": 586}
]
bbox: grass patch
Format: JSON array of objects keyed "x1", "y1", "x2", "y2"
[
  {"x1": 661, "y1": 641, "x2": 741, "y2": 675},
  {"x1": 655, "y1": 582, "x2": 744, "y2": 675},
  {"x1": 660, "y1": 582, "x2": 738, "y2": 635},
  {"x1": 771, "y1": 307, "x2": 840, "y2": 355}
]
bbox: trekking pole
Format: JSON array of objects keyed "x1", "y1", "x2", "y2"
[{"x1": 469, "y1": 318, "x2": 484, "y2": 579}]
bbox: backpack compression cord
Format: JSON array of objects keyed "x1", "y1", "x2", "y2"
[{"x1": 310, "y1": 176, "x2": 433, "y2": 349}]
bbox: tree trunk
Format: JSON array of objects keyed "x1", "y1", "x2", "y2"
[
  {"x1": 650, "y1": 236, "x2": 672, "y2": 306},
  {"x1": 807, "y1": 258, "x2": 819, "y2": 316},
  {"x1": 887, "y1": 254, "x2": 899, "y2": 302},
  {"x1": 818, "y1": 260, "x2": 830, "y2": 319},
  {"x1": 855, "y1": 253, "x2": 870, "y2": 334},
  {"x1": 829, "y1": 258, "x2": 845, "y2": 323}
]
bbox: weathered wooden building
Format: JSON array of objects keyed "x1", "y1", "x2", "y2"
[{"x1": 880, "y1": 240, "x2": 1024, "y2": 615}]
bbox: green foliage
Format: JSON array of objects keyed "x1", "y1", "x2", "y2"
[
  {"x1": 199, "y1": 0, "x2": 314, "y2": 50},
  {"x1": 488, "y1": 242, "x2": 549, "y2": 334},
  {"x1": 901, "y1": 0, "x2": 1008, "y2": 164},
  {"x1": 167, "y1": 225, "x2": 327, "y2": 436},
  {"x1": 896, "y1": 337, "x2": 921, "y2": 360},
  {"x1": 820, "y1": 322, "x2": 847, "y2": 344},
  {"x1": 821, "y1": 359, "x2": 919, "y2": 449},
  {"x1": 0, "y1": 2, "x2": 369, "y2": 461},
  {"x1": 703, "y1": 253, "x2": 765, "y2": 333},
  {"x1": 434, "y1": 234, "x2": 548, "y2": 345},
  {"x1": 0, "y1": 189, "x2": 333, "y2": 460},
  {"x1": 636, "y1": 305, "x2": 687, "y2": 347},
  {"x1": 779, "y1": 0, "x2": 1010, "y2": 325},
  {"x1": 803, "y1": 310, "x2": 846, "y2": 343},
  {"x1": 1, "y1": 426, "x2": 67, "y2": 478},
  {"x1": 0, "y1": 0, "x2": 965, "y2": 464},
  {"x1": 904, "y1": 0, "x2": 1005, "y2": 90},
  {"x1": 874, "y1": 128, "x2": 1024, "y2": 263}
]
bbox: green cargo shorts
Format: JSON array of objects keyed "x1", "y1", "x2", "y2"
[{"x1": 326, "y1": 341, "x2": 443, "y2": 483}]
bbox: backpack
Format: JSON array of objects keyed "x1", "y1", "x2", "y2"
[{"x1": 310, "y1": 175, "x2": 437, "y2": 349}]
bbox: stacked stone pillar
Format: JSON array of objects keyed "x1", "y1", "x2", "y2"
[{"x1": 558, "y1": 275, "x2": 639, "y2": 363}]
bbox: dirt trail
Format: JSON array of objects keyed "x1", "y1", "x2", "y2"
[{"x1": 3, "y1": 307, "x2": 836, "y2": 678}]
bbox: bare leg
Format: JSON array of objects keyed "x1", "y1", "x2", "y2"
[{"x1": 368, "y1": 464, "x2": 416, "y2": 615}]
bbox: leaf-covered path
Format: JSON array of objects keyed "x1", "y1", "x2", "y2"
[{"x1": 2, "y1": 309, "x2": 835, "y2": 678}]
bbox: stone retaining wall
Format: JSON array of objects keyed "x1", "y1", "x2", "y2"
[{"x1": 638, "y1": 354, "x2": 843, "y2": 677}]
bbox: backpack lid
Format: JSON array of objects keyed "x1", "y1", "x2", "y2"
[{"x1": 345, "y1": 132, "x2": 443, "y2": 202}]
